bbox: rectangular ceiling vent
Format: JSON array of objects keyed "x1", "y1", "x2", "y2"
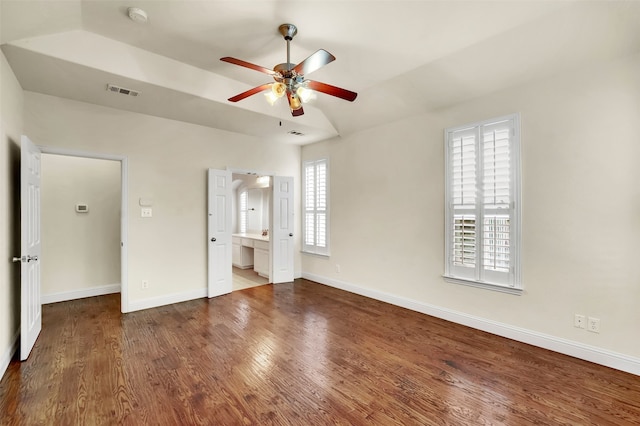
[
  {"x1": 288, "y1": 130, "x2": 305, "y2": 136},
  {"x1": 106, "y1": 84, "x2": 140, "y2": 97}
]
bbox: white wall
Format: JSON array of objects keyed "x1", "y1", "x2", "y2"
[
  {"x1": 24, "y1": 92, "x2": 301, "y2": 310},
  {"x1": 302, "y1": 51, "x2": 640, "y2": 362},
  {"x1": 0, "y1": 51, "x2": 23, "y2": 378},
  {"x1": 41, "y1": 155, "x2": 121, "y2": 298}
]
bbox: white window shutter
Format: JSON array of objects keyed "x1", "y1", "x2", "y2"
[
  {"x1": 239, "y1": 190, "x2": 248, "y2": 234},
  {"x1": 445, "y1": 114, "x2": 521, "y2": 290},
  {"x1": 303, "y1": 159, "x2": 330, "y2": 255}
]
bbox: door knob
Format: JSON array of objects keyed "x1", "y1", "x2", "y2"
[
  {"x1": 211, "y1": 237, "x2": 216, "y2": 242},
  {"x1": 12, "y1": 256, "x2": 22, "y2": 263}
]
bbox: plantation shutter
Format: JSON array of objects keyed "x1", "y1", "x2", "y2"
[
  {"x1": 239, "y1": 190, "x2": 248, "y2": 234},
  {"x1": 481, "y1": 121, "x2": 512, "y2": 284},
  {"x1": 303, "y1": 159, "x2": 329, "y2": 255},
  {"x1": 445, "y1": 114, "x2": 520, "y2": 289},
  {"x1": 449, "y1": 128, "x2": 477, "y2": 281}
]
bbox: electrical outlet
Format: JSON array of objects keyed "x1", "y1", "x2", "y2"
[
  {"x1": 574, "y1": 314, "x2": 586, "y2": 329},
  {"x1": 335, "y1": 264, "x2": 341, "y2": 273},
  {"x1": 588, "y1": 317, "x2": 600, "y2": 333},
  {"x1": 141, "y1": 280, "x2": 149, "y2": 289},
  {"x1": 141, "y1": 207, "x2": 153, "y2": 218}
]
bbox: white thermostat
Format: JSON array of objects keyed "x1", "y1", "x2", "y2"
[{"x1": 76, "y1": 203, "x2": 89, "y2": 213}]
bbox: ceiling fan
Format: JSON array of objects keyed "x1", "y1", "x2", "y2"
[{"x1": 221, "y1": 24, "x2": 357, "y2": 117}]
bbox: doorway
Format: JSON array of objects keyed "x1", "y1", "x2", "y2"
[
  {"x1": 40, "y1": 154, "x2": 122, "y2": 303},
  {"x1": 39, "y1": 147, "x2": 129, "y2": 312},
  {"x1": 207, "y1": 168, "x2": 293, "y2": 298},
  {"x1": 231, "y1": 172, "x2": 271, "y2": 291}
]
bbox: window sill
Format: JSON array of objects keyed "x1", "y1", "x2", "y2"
[
  {"x1": 443, "y1": 275, "x2": 523, "y2": 295},
  {"x1": 301, "y1": 250, "x2": 330, "y2": 258}
]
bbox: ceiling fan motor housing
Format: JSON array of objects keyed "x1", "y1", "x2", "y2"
[{"x1": 278, "y1": 24, "x2": 297, "y2": 40}]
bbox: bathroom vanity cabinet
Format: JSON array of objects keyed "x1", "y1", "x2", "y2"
[{"x1": 232, "y1": 234, "x2": 269, "y2": 278}]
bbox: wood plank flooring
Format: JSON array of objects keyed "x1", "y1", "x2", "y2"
[{"x1": 1, "y1": 279, "x2": 639, "y2": 425}]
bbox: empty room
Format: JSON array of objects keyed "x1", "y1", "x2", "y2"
[{"x1": 1, "y1": 1, "x2": 639, "y2": 424}]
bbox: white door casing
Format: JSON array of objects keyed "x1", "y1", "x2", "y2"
[
  {"x1": 207, "y1": 169, "x2": 232, "y2": 297},
  {"x1": 20, "y1": 136, "x2": 42, "y2": 360},
  {"x1": 272, "y1": 176, "x2": 294, "y2": 283}
]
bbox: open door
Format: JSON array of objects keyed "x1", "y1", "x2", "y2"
[
  {"x1": 17, "y1": 136, "x2": 42, "y2": 360},
  {"x1": 207, "y1": 169, "x2": 232, "y2": 297},
  {"x1": 272, "y1": 176, "x2": 294, "y2": 283}
]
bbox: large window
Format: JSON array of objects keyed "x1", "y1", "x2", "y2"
[
  {"x1": 303, "y1": 158, "x2": 329, "y2": 255},
  {"x1": 444, "y1": 114, "x2": 521, "y2": 293}
]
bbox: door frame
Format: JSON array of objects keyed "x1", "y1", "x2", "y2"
[
  {"x1": 39, "y1": 146, "x2": 129, "y2": 313},
  {"x1": 228, "y1": 167, "x2": 277, "y2": 282}
]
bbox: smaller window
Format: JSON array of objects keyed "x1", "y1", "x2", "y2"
[
  {"x1": 303, "y1": 158, "x2": 330, "y2": 255},
  {"x1": 239, "y1": 190, "x2": 248, "y2": 233}
]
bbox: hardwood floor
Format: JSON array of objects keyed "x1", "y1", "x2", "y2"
[{"x1": 1, "y1": 279, "x2": 639, "y2": 425}]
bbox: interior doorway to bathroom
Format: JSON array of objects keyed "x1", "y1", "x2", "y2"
[{"x1": 230, "y1": 172, "x2": 271, "y2": 291}]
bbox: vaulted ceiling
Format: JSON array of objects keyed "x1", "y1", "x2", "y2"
[{"x1": 2, "y1": 1, "x2": 639, "y2": 145}]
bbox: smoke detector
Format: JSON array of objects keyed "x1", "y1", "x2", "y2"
[{"x1": 127, "y1": 7, "x2": 148, "y2": 23}]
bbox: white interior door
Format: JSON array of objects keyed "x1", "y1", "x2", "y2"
[
  {"x1": 207, "y1": 169, "x2": 232, "y2": 297},
  {"x1": 19, "y1": 136, "x2": 42, "y2": 360},
  {"x1": 272, "y1": 176, "x2": 294, "y2": 283}
]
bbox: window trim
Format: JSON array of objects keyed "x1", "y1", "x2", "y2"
[
  {"x1": 302, "y1": 158, "x2": 330, "y2": 256},
  {"x1": 443, "y1": 113, "x2": 522, "y2": 293}
]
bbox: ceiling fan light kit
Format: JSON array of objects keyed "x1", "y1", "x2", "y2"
[{"x1": 221, "y1": 23, "x2": 357, "y2": 117}]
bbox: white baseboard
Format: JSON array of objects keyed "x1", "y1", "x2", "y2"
[
  {"x1": 128, "y1": 288, "x2": 207, "y2": 313},
  {"x1": 302, "y1": 272, "x2": 640, "y2": 376},
  {"x1": 1, "y1": 329, "x2": 19, "y2": 382},
  {"x1": 41, "y1": 283, "x2": 121, "y2": 305}
]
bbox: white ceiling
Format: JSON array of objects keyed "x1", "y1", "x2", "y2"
[{"x1": 2, "y1": 1, "x2": 640, "y2": 145}]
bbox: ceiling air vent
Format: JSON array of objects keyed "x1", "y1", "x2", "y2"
[
  {"x1": 287, "y1": 130, "x2": 305, "y2": 136},
  {"x1": 106, "y1": 84, "x2": 140, "y2": 97}
]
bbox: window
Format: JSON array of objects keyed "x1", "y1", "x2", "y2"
[
  {"x1": 444, "y1": 114, "x2": 521, "y2": 293},
  {"x1": 239, "y1": 190, "x2": 248, "y2": 233},
  {"x1": 303, "y1": 158, "x2": 329, "y2": 255}
]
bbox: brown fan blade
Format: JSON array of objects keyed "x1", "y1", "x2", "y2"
[
  {"x1": 287, "y1": 92, "x2": 304, "y2": 116},
  {"x1": 292, "y1": 49, "x2": 335, "y2": 76},
  {"x1": 228, "y1": 83, "x2": 273, "y2": 102},
  {"x1": 220, "y1": 57, "x2": 279, "y2": 76},
  {"x1": 306, "y1": 80, "x2": 358, "y2": 102}
]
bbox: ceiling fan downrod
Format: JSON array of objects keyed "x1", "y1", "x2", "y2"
[{"x1": 279, "y1": 24, "x2": 297, "y2": 71}]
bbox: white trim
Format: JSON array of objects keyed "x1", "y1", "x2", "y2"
[
  {"x1": 443, "y1": 275, "x2": 523, "y2": 295},
  {"x1": 128, "y1": 288, "x2": 207, "y2": 313},
  {"x1": 41, "y1": 284, "x2": 121, "y2": 305},
  {"x1": 38, "y1": 146, "x2": 125, "y2": 162},
  {"x1": 227, "y1": 167, "x2": 276, "y2": 177},
  {"x1": 0, "y1": 329, "x2": 19, "y2": 381},
  {"x1": 38, "y1": 146, "x2": 129, "y2": 313},
  {"x1": 302, "y1": 272, "x2": 640, "y2": 376},
  {"x1": 301, "y1": 251, "x2": 330, "y2": 258}
]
